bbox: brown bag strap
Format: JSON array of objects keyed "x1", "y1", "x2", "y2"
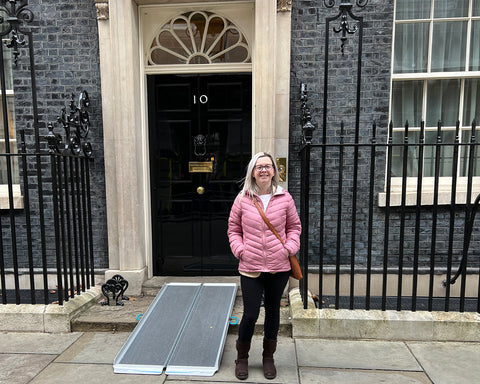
[{"x1": 252, "y1": 197, "x2": 285, "y2": 246}]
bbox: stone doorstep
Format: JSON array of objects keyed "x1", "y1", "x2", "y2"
[
  {"x1": 141, "y1": 276, "x2": 244, "y2": 297},
  {"x1": 289, "y1": 288, "x2": 480, "y2": 342},
  {"x1": 71, "y1": 282, "x2": 293, "y2": 336},
  {"x1": 0, "y1": 285, "x2": 102, "y2": 333}
]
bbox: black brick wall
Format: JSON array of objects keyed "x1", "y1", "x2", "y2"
[
  {"x1": 5, "y1": 0, "x2": 108, "y2": 270},
  {"x1": 289, "y1": 0, "x2": 479, "y2": 269}
]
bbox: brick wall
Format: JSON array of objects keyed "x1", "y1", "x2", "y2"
[
  {"x1": 6, "y1": 0, "x2": 108, "y2": 270},
  {"x1": 288, "y1": 0, "x2": 479, "y2": 269}
]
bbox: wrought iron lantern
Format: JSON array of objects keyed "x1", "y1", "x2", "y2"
[
  {"x1": 300, "y1": 83, "x2": 315, "y2": 144},
  {"x1": 302, "y1": 119, "x2": 315, "y2": 145}
]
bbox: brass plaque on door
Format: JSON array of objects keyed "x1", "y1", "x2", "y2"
[
  {"x1": 189, "y1": 161, "x2": 213, "y2": 173},
  {"x1": 276, "y1": 157, "x2": 286, "y2": 182}
]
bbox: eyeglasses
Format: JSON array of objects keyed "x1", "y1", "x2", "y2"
[{"x1": 254, "y1": 164, "x2": 273, "y2": 171}]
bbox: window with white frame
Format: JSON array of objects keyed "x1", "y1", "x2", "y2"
[{"x1": 390, "y1": 0, "x2": 480, "y2": 191}]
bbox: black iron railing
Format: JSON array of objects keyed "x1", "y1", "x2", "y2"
[
  {"x1": 298, "y1": 88, "x2": 479, "y2": 313},
  {"x1": 296, "y1": 0, "x2": 480, "y2": 313},
  {"x1": 0, "y1": 144, "x2": 95, "y2": 305},
  {"x1": 0, "y1": 1, "x2": 95, "y2": 305}
]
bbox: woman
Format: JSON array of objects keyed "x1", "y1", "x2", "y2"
[{"x1": 227, "y1": 152, "x2": 301, "y2": 380}]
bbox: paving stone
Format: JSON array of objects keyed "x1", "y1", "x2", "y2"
[
  {"x1": 29, "y1": 363, "x2": 166, "y2": 384},
  {"x1": 164, "y1": 335, "x2": 298, "y2": 384},
  {"x1": 407, "y1": 341, "x2": 480, "y2": 384},
  {"x1": 55, "y1": 332, "x2": 130, "y2": 364},
  {"x1": 299, "y1": 367, "x2": 432, "y2": 384},
  {"x1": 296, "y1": 338, "x2": 422, "y2": 371},
  {"x1": 0, "y1": 353, "x2": 56, "y2": 384},
  {"x1": 0, "y1": 332, "x2": 82, "y2": 354}
]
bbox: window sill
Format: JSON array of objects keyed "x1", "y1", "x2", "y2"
[
  {"x1": 378, "y1": 177, "x2": 480, "y2": 207},
  {"x1": 379, "y1": 190, "x2": 480, "y2": 207},
  {"x1": 0, "y1": 185, "x2": 24, "y2": 210}
]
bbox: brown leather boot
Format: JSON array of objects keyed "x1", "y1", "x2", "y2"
[
  {"x1": 262, "y1": 338, "x2": 277, "y2": 379},
  {"x1": 235, "y1": 339, "x2": 250, "y2": 380}
]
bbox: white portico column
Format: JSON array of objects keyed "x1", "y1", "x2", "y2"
[
  {"x1": 275, "y1": 1, "x2": 293, "y2": 181},
  {"x1": 253, "y1": 0, "x2": 277, "y2": 155},
  {"x1": 95, "y1": 0, "x2": 147, "y2": 295},
  {"x1": 253, "y1": 0, "x2": 292, "y2": 186}
]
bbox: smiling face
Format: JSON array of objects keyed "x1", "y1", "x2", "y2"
[{"x1": 253, "y1": 156, "x2": 275, "y2": 193}]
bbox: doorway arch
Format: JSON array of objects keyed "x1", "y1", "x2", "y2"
[{"x1": 96, "y1": 0, "x2": 292, "y2": 289}]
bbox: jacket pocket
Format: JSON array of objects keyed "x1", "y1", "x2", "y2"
[{"x1": 241, "y1": 242, "x2": 258, "y2": 267}]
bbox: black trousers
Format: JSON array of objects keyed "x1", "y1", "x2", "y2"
[{"x1": 238, "y1": 271, "x2": 290, "y2": 342}]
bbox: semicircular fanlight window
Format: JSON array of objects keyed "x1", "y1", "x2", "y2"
[{"x1": 148, "y1": 11, "x2": 251, "y2": 65}]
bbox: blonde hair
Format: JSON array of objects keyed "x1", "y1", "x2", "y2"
[{"x1": 240, "y1": 152, "x2": 279, "y2": 198}]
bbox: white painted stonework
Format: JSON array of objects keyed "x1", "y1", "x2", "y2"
[{"x1": 95, "y1": 0, "x2": 293, "y2": 293}]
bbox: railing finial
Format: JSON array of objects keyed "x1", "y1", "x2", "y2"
[
  {"x1": 55, "y1": 90, "x2": 93, "y2": 157},
  {"x1": 0, "y1": 0, "x2": 34, "y2": 65},
  {"x1": 324, "y1": 0, "x2": 369, "y2": 54}
]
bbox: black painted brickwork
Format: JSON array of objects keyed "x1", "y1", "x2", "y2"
[
  {"x1": 288, "y1": 0, "x2": 480, "y2": 268},
  {"x1": 4, "y1": 0, "x2": 108, "y2": 269}
]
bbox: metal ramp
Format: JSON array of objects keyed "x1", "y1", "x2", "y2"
[{"x1": 113, "y1": 282, "x2": 237, "y2": 376}]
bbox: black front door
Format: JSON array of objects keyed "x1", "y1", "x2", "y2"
[{"x1": 148, "y1": 73, "x2": 252, "y2": 276}]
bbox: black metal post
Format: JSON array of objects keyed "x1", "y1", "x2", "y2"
[
  {"x1": 80, "y1": 158, "x2": 90, "y2": 289},
  {"x1": 412, "y1": 121, "x2": 425, "y2": 311},
  {"x1": 50, "y1": 152, "x2": 63, "y2": 305},
  {"x1": 445, "y1": 121, "x2": 460, "y2": 311},
  {"x1": 335, "y1": 122, "x2": 345, "y2": 309},
  {"x1": 64, "y1": 156, "x2": 75, "y2": 298},
  {"x1": 322, "y1": 0, "x2": 368, "y2": 310},
  {"x1": 56, "y1": 153, "x2": 69, "y2": 302},
  {"x1": 69, "y1": 156, "x2": 81, "y2": 293},
  {"x1": 397, "y1": 121, "x2": 410, "y2": 311},
  {"x1": 20, "y1": 130, "x2": 36, "y2": 304},
  {"x1": 74, "y1": 157, "x2": 86, "y2": 292},
  {"x1": 350, "y1": 4, "x2": 364, "y2": 311},
  {"x1": 382, "y1": 122, "x2": 394, "y2": 310},
  {"x1": 300, "y1": 83, "x2": 315, "y2": 308},
  {"x1": 365, "y1": 122, "x2": 376, "y2": 309},
  {"x1": 428, "y1": 121, "x2": 443, "y2": 311},
  {"x1": 300, "y1": 144, "x2": 310, "y2": 308},
  {"x1": 85, "y1": 156, "x2": 95, "y2": 286}
]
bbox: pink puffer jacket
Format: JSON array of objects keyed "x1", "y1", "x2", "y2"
[{"x1": 227, "y1": 187, "x2": 302, "y2": 273}]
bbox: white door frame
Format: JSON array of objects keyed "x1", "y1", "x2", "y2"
[{"x1": 95, "y1": 0, "x2": 292, "y2": 294}]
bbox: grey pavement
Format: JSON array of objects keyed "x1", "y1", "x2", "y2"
[{"x1": 1, "y1": 331, "x2": 479, "y2": 384}]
